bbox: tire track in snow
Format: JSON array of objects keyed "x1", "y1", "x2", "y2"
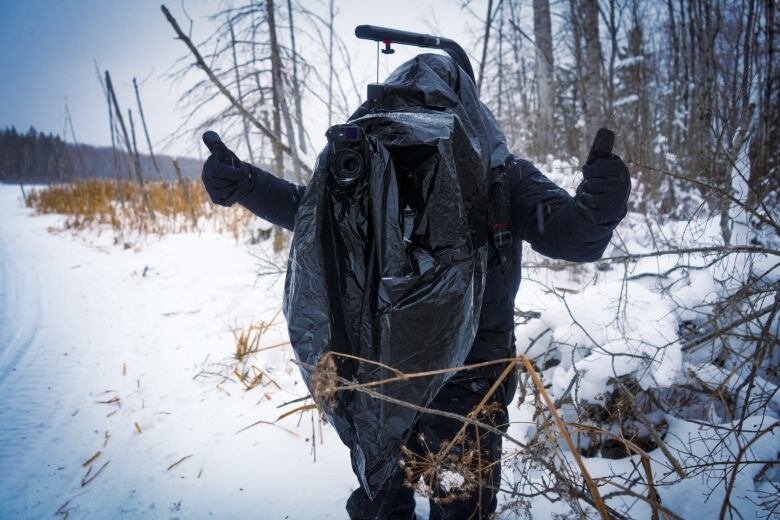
[
  {"x1": 0, "y1": 232, "x2": 41, "y2": 386},
  {"x1": 0, "y1": 191, "x2": 105, "y2": 517}
]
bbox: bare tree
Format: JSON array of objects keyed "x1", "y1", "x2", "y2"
[
  {"x1": 105, "y1": 70, "x2": 155, "y2": 223},
  {"x1": 229, "y1": 18, "x2": 256, "y2": 165},
  {"x1": 172, "y1": 158, "x2": 198, "y2": 230},
  {"x1": 748, "y1": 0, "x2": 779, "y2": 209},
  {"x1": 266, "y1": 0, "x2": 285, "y2": 181},
  {"x1": 477, "y1": 0, "x2": 496, "y2": 96},
  {"x1": 161, "y1": 4, "x2": 312, "y2": 177},
  {"x1": 95, "y1": 63, "x2": 127, "y2": 208},
  {"x1": 532, "y1": 0, "x2": 555, "y2": 158},
  {"x1": 614, "y1": 2, "x2": 654, "y2": 188},
  {"x1": 64, "y1": 100, "x2": 87, "y2": 178},
  {"x1": 287, "y1": 0, "x2": 307, "y2": 154},
  {"x1": 327, "y1": 0, "x2": 335, "y2": 127},
  {"x1": 581, "y1": 0, "x2": 605, "y2": 140},
  {"x1": 132, "y1": 78, "x2": 164, "y2": 181}
]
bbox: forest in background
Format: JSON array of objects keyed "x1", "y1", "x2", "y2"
[{"x1": 0, "y1": 126, "x2": 201, "y2": 184}]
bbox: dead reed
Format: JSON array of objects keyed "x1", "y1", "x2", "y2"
[
  {"x1": 26, "y1": 179, "x2": 257, "y2": 240},
  {"x1": 199, "y1": 314, "x2": 290, "y2": 397}
]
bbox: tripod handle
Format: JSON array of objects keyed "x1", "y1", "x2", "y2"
[{"x1": 355, "y1": 25, "x2": 476, "y2": 83}]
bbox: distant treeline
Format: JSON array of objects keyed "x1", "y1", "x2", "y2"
[{"x1": 0, "y1": 126, "x2": 202, "y2": 184}]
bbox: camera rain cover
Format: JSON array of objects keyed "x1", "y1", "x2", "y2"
[{"x1": 283, "y1": 53, "x2": 509, "y2": 496}]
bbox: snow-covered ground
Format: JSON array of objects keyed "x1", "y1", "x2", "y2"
[
  {"x1": 0, "y1": 185, "x2": 360, "y2": 519},
  {"x1": 1, "y1": 182, "x2": 776, "y2": 519}
]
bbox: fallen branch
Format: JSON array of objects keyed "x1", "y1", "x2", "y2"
[
  {"x1": 161, "y1": 4, "x2": 312, "y2": 176},
  {"x1": 682, "y1": 300, "x2": 778, "y2": 352},
  {"x1": 521, "y1": 355, "x2": 609, "y2": 520},
  {"x1": 599, "y1": 245, "x2": 780, "y2": 264},
  {"x1": 625, "y1": 160, "x2": 780, "y2": 235},
  {"x1": 294, "y1": 357, "x2": 627, "y2": 519},
  {"x1": 597, "y1": 478, "x2": 682, "y2": 520},
  {"x1": 276, "y1": 403, "x2": 318, "y2": 421}
]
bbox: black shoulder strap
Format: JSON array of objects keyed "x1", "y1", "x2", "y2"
[{"x1": 487, "y1": 164, "x2": 513, "y2": 284}]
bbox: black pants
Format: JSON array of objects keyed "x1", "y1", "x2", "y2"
[{"x1": 346, "y1": 373, "x2": 514, "y2": 520}]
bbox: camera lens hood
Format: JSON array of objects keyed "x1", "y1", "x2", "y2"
[{"x1": 333, "y1": 149, "x2": 364, "y2": 185}]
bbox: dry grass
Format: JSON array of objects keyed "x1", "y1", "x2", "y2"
[
  {"x1": 226, "y1": 314, "x2": 289, "y2": 394},
  {"x1": 233, "y1": 364, "x2": 282, "y2": 391},
  {"x1": 296, "y1": 351, "x2": 625, "y2": 516},
  {"x1": 233, "y1": 321, "x2": 267, "y2": 363},
  {"x1": 166, "y1": 454, "x2": 193, "y2": 471},
  {"x1": 26, "y1": 179, "x2": 258, "y2": 240},
  {"x1": 232, "y1": 313, "x2": 287, "y2": 359},
  {"x1": 401, "y1": 434, "x2": 483, "y2": 506},
  {"x1": 81, "y1": 451, "x2": 102, "y2": 467},
  {"x1": 193, "y1": 313, "x2": 290, "y2": 405}
]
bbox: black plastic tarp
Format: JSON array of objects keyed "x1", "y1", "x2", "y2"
[{"x1": 283, "y1": 53, "x2": 510, "y2": 496}]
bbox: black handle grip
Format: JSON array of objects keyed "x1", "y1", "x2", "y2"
[
  {"x1": 355, "y1": 25, "x2": 476, "y2": 83},
  {"x1": 355, "y1": 25, "x2": 439, "y2": 47},
  {"x1": 586, "y1": 128, "x2": 615, "y2": 166}
]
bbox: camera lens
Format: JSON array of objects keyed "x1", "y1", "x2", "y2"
[
  {"x1": 334, "y1": 149, "x2": 363, "y2": 184},
  {"x1": 343, "y1": 156, "x2": 360, "y2": 173}
]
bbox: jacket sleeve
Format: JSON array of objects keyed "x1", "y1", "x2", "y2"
[
  {"x1": 238, "y1": 166, "x2": 306, "y2": 232},
  {"x1": 507, "y1": 157, "x2": 615, "y2": 262}
]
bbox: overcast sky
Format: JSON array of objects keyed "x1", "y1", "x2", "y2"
[{"x1": 0, "y1": 0, "x2": 481, "y2": 159}]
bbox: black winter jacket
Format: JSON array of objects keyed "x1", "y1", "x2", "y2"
[{"x1": 237, "y1": 154, "x2": 617, "y2": 363}]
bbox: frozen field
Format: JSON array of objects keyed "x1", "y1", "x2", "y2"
[
  {"x1": 0, "y1": 185, "x2": 357, "y2": 519},
  {"x1": 0, "y1": 183, "x2": 776, "y2": 519}
]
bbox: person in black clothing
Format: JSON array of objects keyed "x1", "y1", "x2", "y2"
[{"x1": 202, "y1": 142, "x2": 629, "y2": 518}]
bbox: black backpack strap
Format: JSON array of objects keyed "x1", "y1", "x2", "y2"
[{"x1": 487, "y1": 164, "x2": 513, "y2": 284}]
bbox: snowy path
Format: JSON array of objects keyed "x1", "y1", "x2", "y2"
[{"x1": 0, "y1": 186, "x2": 358, "y2": 519}]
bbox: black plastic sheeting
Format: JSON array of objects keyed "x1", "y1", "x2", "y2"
[{"x1": 283, "y1": 54, "x2": 510, "y2": 497}]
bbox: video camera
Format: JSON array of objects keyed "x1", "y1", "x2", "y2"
[
  {"x1": 325, "y1": 125, "x2": 367, "y2": 187},
  {"x1": 323, "y1": 25, "x2": 476, "y2": 188}
]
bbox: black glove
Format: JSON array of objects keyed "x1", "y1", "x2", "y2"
[
  {"x1": 576, "y1": 156, "x2": 631, "y2": 225},
  {"x1": 201, "y1": 153, "x2": 256, "y2": 207}
]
